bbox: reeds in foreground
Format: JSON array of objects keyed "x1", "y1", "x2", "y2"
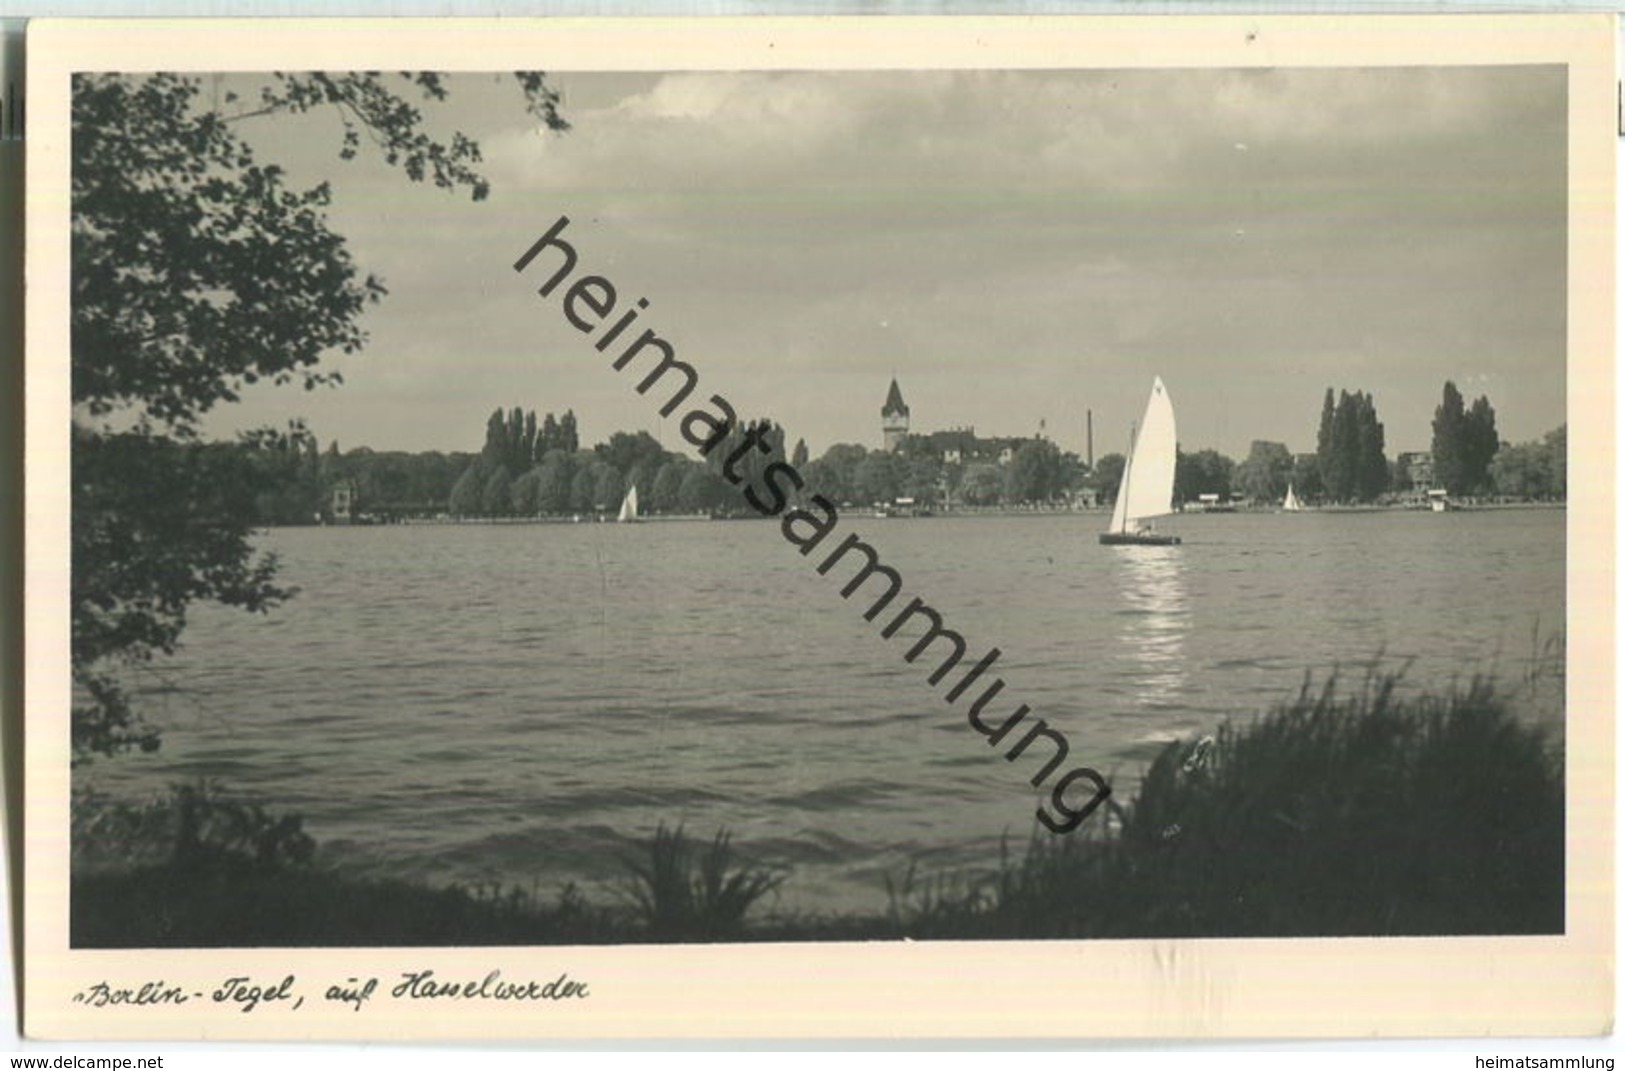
[{"x1": 975, "y1": 669, "x2": 1563, "y2": 938}]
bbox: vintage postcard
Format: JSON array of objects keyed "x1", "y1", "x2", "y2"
[{"x1": 23, "y1": 14, "x2": 1614, "y2": 1040}]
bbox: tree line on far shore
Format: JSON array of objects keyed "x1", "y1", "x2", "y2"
[
  {"x1": 435, "y1": 405, "x2": 1091, "y2": 520},
  {"x1": 1144, "y1": 381, "x2": 1562, "y2": 507},
  {"x1": 227, "y1": 379, "x2": 1566, "y2": 526}
]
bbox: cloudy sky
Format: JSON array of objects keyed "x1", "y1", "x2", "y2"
[{"x1": 205, "y1": 64, "x2": 1567, "y2": 462}]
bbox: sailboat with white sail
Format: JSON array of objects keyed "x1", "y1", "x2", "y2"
[
  {"x1": 1282, "y1": 482, "x2": 1303, "y2": 512},
  {"x1": 617, "y1": 484, "x2": 641, "y2": 524},
  {"x1": 1100, "y1": 377, "x2": 1182, "y2": 546}
]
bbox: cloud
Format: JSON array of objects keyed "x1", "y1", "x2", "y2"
[{"x1": 214, "y1": 65, "x2": 1565, "y2": 458}]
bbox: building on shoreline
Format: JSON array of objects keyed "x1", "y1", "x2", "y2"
[
  {"x1": 329, "y1": 480, "x2": 356, "y2": 525},
  {"x1": 1397, "y1": 451, "x2": 1436, "y2": 493},
  {"x1": 875, "y1": 378, "x2": 1088, "y2": 509},
  {"x1": 881, "y1": 377, "x2": 911, "y2": 452},
  {"x1": 880, "y1": 379, "x2": 1038, "y2": 464}
]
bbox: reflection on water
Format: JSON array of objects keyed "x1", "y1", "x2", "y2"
[{"x1": 1111, "y1": 546, "x2": 1190, "y2": 710}]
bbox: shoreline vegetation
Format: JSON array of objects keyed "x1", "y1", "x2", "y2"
[
  {"x1": 72, "y1": 665, "x2": 1564, "y2": 947},
  {"x1": 370, "y1": 499, "x2": 1567, "y2": 525}
]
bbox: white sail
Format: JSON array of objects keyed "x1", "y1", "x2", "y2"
[
  {"x1": 618, "y1": 484, "x2": 639, "y2": 523},
  {"x1": 1283, "y1": 483, "x2": 1302, "y2": 511},
  {"x1": 1107, "y1": 377, "x2": 1178, "y2": 534}
]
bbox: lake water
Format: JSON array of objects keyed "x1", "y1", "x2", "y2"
[{"x1": 80, "y1": 507, "x2": 1565, "y2": 915}]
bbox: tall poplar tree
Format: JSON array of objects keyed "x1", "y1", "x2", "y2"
[
  {"x1": 1354, "y1": 392, "x2": 1388, "y2": 501},
  {"x1": 1432, "y1": 381, "x2": 1469, "y2": 495},
  {"x1": 1316, "y1": 388, "x2": 1387, "y2": 502},
  {"x1": 540, "y1": 412, "x2": 561, "y2": 456},
  {"x1": 1316, "y1": 388, "x2": 1344, "y2": 501},
  {"x1": 1464, "y1": 395, "x2": 1500, "y2": 494},
  {"x1": 481, "y1": 408, "x2": 508, "y2": 466},
  {"x1": 1331, "y1": 391, "x2": 1361, "y2": 500},
  {"x1": 522, "y1": 410, "x2": 539, "y2": 468}
]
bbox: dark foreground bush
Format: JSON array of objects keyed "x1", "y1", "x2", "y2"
[
  {"x1": 73, "y1": 862, "x2": 631, "y2": 947},
  {"x1": 72, "y1": 790, "x2": 768, "y2": 946},
  {"x1": 953, "y1": 671, "x2": 1564, "y2": 938},
  {"x1": 72, "y1": 672, "x2": 1563, "y2": 945}
]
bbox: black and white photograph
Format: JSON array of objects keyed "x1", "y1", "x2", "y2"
[{"x1": 23, "y1": 15, "x2": 1614, "y2": 1040}]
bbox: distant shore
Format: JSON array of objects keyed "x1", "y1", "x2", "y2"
[{"x1": 306, "y1": 498, "x2": 1566, "y2": 527}]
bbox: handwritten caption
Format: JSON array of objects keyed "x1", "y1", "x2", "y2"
[{"x1": 72, "y1": 970, "x2": 590, "y2": 1013}]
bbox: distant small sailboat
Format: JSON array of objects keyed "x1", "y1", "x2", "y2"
[
  {"x1": 1282, "y1": 483, "x2": 1303, "y2": 512},
  {"x1": 617, "y1": 485, "x2": 641, "y2": 523},
  {"x1": 1100, "y1": 377, "x2": 1182, "y2": 546}
]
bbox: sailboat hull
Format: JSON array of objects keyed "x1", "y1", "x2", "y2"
[{"x1": 1099, "y1": 531, "x2": 1182, "y2": 546}]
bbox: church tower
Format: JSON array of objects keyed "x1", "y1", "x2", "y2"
[{"x1": 881, "y1": 377, "x2": 910, "y2": 452}]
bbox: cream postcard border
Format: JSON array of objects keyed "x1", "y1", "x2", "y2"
[{"x1": 23, "y1": 14, "x2": 1616, "y2": 1041}]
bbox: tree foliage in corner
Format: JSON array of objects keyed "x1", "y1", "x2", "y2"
[{"x1": 70, "y1": 71, "x2": 566, "y2": 762}]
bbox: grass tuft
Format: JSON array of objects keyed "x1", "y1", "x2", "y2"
[{"x1": 622, "y1": 823, "x2": 786, "y2": 940}]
